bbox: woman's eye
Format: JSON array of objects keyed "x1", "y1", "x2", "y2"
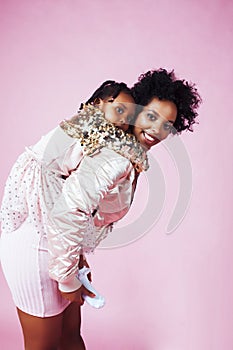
[
  {"x1": 116, "y1": 107, "x2": 124, "y2": 115},
  {"x1": 147, "y1": 113, "x2": 156, "y2": 121},
  {"x1": 164, "y1": 123, "x2": 172, "y2": 131}
]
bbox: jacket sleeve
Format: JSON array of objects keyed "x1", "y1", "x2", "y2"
[{"x1": 47, "y1": 149, "x2": 133, "y2": 292}]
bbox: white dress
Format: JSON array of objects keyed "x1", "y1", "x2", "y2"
[{"x1": 0, "y1": 106, "x2": 148, "y2": 317}]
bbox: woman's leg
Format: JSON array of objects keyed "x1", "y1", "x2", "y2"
[
  {"x1": 17, "y1": 303, "x2": 86, "y2": 350},
  {"x1": 59, "y1": 302, "x2": 86, "y2": 350},
  {"x1": 17, "y1": 308, "x2": 63, "y2": 350}
]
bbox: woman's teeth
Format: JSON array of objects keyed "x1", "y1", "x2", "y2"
[{"x1": 144, "y1": 132, "x2": 156, "y2": 142}]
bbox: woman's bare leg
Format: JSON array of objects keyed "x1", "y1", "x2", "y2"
[
  {"x1": 17, "y1": 308, "x2": 63, "y2": 350},
  {"x1": 17, "y1": 303, "x2": 86, "y2": 350},
  {"x1": 59, "y1": 302, "x2": 86, "y2": 350}
]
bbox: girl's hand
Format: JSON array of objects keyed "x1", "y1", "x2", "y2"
[
  {"x1": 60, "y1": 285, "x2": 96, "y2": 305},
  {"x1": 60, "y1": 254, "x2": 93, "y2": 305},
  {"x1": 79, "y1": 254, "x2": 92, "y2": 282}
]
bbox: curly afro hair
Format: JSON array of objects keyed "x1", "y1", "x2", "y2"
[{"x1": 131, "y1": 69, "x2": 201, "y2": 134}]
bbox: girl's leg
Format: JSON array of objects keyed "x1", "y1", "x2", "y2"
[
  {"x1": 59, "y1": 302, "x2": 86, "y2": 350},
  {"x1": 17, "y1": 308, "x2": 63, "y2": 350}
]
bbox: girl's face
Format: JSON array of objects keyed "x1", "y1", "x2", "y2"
[
  {"x1": 98, "y1": 92, "x2": 135, "y2": 132},
  {"x1": 133, "y1": 98, "x2": 177, "y2": 150}
]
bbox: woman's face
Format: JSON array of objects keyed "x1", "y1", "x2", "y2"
[
  {"x1": 98, "y1": 92, "x2": 135, "y2": 132},
  {"x1": 133, "y1": 98, "x2": 177, "y2": 150}
]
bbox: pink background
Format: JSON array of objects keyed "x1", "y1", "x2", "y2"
[{"x1": 0, "y1": 0, "x2": 233, "y2": 349}]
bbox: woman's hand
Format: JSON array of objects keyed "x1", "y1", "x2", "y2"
[{"x1": 60, "y1": 285, "x2": 95, "y2": 305}]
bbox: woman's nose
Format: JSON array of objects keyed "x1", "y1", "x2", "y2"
[{"x1": 151, "y1": 120, "x2": 163, "y2": 134}]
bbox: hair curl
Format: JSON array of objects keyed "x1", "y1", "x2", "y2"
[{"x1": 131, "y1": 69, "x2": 201, "y2": 133}]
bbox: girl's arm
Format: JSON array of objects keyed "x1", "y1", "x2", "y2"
[{"x1": 47, "y1": 149, "x2": 133, "y2": 293}]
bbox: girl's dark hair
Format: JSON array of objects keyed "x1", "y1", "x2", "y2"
[
  {"x1": 79, "y1": 80, "x2": 133, "y2": 110},
  {"x1": 131, "y1": 69, "x2": 202, "y2": 133}
]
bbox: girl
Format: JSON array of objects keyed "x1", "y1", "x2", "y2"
[
  {"x1": 0, "y1": 80, "x2": 147, "y2": 350},
  {"x1": 45, "y1": 68, "x2": 201, "y2": 349},
  {"x1": 48, "y1": 68, "x2": 201, "y2": 310}
]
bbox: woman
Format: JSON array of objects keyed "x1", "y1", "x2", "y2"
[
  {"x1": 0, "y1": 70, "x2": 201, "y2": 349},
  {"x1": 0, "y1": 80, "x2": 144, "y2": 350}
]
